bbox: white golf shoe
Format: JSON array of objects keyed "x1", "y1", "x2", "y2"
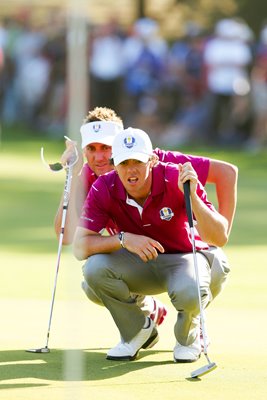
[
  {"x1": 106, "y1": 318, "x2": 159, "y2": 361},
  {"x1": 173, "y1": 334, "x2": 201, "y2": 363}
]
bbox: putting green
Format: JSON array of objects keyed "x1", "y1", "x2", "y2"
[
  {"x1": 1, "y1": 137, "x2": 266, "y2": 398},
  {"x1": 0, "y1": 246, "x2": 266, "y2": 400}
]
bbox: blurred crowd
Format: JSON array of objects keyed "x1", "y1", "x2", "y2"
[{"x1": 1, "y1": 11, "x2": 267, "y2": 151}]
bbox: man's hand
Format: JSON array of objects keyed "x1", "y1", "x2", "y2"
[
  {"x1": 61, "y1": 138, "x2": 83, "y2": 173},
  {"x1": 123, "y1": 232, "x2": 165, "y2": 262},
  {"x1": 178, "y1": 162, "x2": 198, "y2": 195}
]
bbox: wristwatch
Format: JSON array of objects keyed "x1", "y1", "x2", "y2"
[{"x1": 118, "y1": 231, "x2": 125, "y2": 248}]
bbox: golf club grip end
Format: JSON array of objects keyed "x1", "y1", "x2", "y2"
[{"x1": 183, "y1": 180, "x2": 194, "y2": 228}]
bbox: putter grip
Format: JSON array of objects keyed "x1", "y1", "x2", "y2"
[{"x1": 184, "y1": 181, "x2": 194, "y2": 228}]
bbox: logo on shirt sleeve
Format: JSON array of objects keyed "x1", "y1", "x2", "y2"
[{"x1": 159, "y1": 207, "x2": 174, "y2": 221}]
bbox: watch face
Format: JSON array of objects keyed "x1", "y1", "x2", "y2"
[{"x1": 119, "y1": 232, "x2": 125, "y2": 247}]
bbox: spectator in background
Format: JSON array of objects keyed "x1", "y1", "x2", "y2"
[
  {"x1": 0, "y1": 11, "x2": 67, "y2": 133},
  {"x1": 38, "y1": 24, "x2": 67, "y2": 135},
  {"x1": 10, "y1": 17, "x2": 48, "y2": 125},
  {"x1": 203, "y1": 18, "x2": 253, "y2": 145},
  {"x1": 0, "y1": 20, "x2": 6, "y2": 111},
  {"x1": 159, "y1": 23, "x2": 208, "y2": 147},
  {"x1": 121, "y1": 18, "x2": 168, "y2": 138},
  {"x1": 89, "y1": 19, "x2": 125, "y2": 114},
  {"x1": 0, "y1": 17, "x2": 24, "y2": 125},
  {"x1": 14, "y1": 40, "x2": 51, "y2": 127},
  {"x1": 247, "y1": 22, "x2": 267, "y2": 151}
]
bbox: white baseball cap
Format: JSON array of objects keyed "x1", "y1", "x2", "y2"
[
  {"x1": 111, "y1": 127, "x2": 153, "y2": 166},
  {"x1": 80, "y1": 120, "x2": 123, "y2": 148}
]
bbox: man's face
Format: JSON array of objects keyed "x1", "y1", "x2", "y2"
[
  {"x1": 115, "y1": 159, "x2": 152, "y2": 202},
  {"x1": 83, "y1": 142, "x2": 114, "y2": 176}
]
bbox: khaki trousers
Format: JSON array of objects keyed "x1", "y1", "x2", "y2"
[{"x1": 82, "y1": 249, "x2": 221, "y2": 345}]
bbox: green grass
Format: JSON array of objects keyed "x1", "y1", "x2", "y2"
[{"x1": 0, "y1": 126, "x2": 267, "y2": 399}]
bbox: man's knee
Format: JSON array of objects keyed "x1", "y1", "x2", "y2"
[
  {"x1": 170, "y1": 281, "x2": 199, "y2": 312},
  {"x1": 81, "y1": 280, "x2": 104, "y2": 306},
  {"x1": 83, "y1": 254, "x2": 112, "y2": 290},
  {"x1": 209, "y1": 247, "x2": 230, "y2": 299}
]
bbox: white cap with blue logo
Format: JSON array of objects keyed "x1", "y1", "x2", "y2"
[
  {"x1": 111, "y1": 127, "x2": 153, "y2": 166},
  {"x1": 80, "y1": 121, "x2": 123, "y2": 148}
]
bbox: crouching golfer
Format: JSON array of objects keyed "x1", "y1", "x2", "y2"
[{"x1": 73, "y1": 127, "x2": 229, "y2": 363}]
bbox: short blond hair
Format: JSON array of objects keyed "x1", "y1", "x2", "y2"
[{"x1": 83, "y1": 107, "x2": 123, "y2": 126}]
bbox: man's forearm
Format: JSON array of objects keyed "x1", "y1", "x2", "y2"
[
  {"x1": 207, "y1": 160, "x2": 238, "y2": 234},
  {"x1": 73, "y1": 231, "x2": 121, "y2": 260},
  {"x1": 191, "y1": 193, "x2": 229, "y2": 247}
]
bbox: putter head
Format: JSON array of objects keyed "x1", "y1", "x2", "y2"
[
  {"x1": 41, "y1": 143, "x2": 78, "y2": 173},
  {"x1": 48, "y1": 162, "x2": 63, "y2": 172},
  {"x1": 190, "y1": 362, "x2": 217, "y2": 378},
  {"x1": 26, "y1": 347, "x2": 50, "y2": 354}
]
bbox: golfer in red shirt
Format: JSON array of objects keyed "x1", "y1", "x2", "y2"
[{"x1": 73, "y1": 127, "x2": 229, "y2": 363}]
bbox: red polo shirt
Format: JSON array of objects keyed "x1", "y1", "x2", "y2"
[{"x1": 80, "y1": 162, "x2": 215, "y2": 253}]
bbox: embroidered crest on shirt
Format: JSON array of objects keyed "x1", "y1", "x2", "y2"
[
  {"x1": 159, "y1": 207, "x2": 174, "y2": 221},
  {"x1": 123, "y1": 135, "x2": 136, "y2": 149},
  {"x1": 93, "y1": 124, "x2": 101, "y2": 132}
]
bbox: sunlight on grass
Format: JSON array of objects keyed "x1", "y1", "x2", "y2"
[
  {"x1": 0, "y1": 153, "x2": 63, "y2": 182},
  {"x1": 0, "y1": 360, "x2": 46, "y2": 366}
]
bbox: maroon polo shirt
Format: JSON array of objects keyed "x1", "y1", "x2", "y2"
[{"x1": 79, "y1": 162, "x2": 214, "y2": 253}]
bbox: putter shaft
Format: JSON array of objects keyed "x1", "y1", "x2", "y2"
[{"x1": 183, "y1": 181, "x2": 217, "y2": 379}]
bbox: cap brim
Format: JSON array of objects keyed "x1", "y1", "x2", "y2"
[{"x1": 113, "y1": 152, "x2": 150, "y2": 166}]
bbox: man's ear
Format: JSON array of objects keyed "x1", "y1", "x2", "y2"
[{"x1": 150, "y1": 154, "x2": 159, "y2": 167}]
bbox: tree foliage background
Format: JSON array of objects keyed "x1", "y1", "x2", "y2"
[
  {"x1": 1, "y1": 1, "x2": 267, "y2": 39},
  {"x1": 139, "y1": 0, "x2": 267, "y2": 38}
]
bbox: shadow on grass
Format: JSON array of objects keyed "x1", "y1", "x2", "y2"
[
  {"x1": 0, "y1": 348, "x2": 173, "y2": 388},
  {"x1": 0, "y1": 383, "x2": 48, "y2": 389}
]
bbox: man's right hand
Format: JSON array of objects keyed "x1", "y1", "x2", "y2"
[
  {"x1": 61, "y1": 138, "x2": 83, "y2": 173},
  {"x1": 123, "y1": 232, "x2": 165, "y2": 262}
]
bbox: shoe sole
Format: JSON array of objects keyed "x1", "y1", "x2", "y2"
[
  {"x1": 142, "y1": 330, "x2": 159, "y2": 349},
  {"x1": 173, "y1": 353, "x2": 201, "y2": 363},
  {"x1": 106, "y1": 330, "x2": 159, "y2": 361},
  {"x1": 106, "y1": 353, "x2": 138, "y2": 361}
]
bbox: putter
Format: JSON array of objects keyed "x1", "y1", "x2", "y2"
[
  {"x1": 183, "y1": 180, "x2": 217, "y2": 378},
  {"x1": 40, "y1": 136, "x2": 78, "y2": 172},
  {"x1": 26, "y1": 138, "x2": 78, "y2": 354}
]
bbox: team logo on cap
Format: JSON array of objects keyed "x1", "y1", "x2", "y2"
[
  {"x1": 123, "y1": 135, "x2": 136, "y2": 149},
  {"x1": 93, "y1": 124, "x2": 101, "y2": 132},
  {"x1": 159, "y1": 207, "x2": 174, "y2": 221}
]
